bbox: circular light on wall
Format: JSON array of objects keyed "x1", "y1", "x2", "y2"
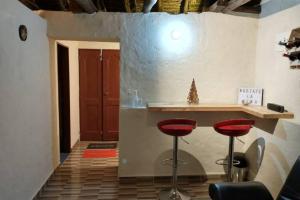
[
  {"x1": 159, "y1": 20, "x2": 193, "y2": 57},
  {"x1": 171, "y1": 29, "x2": 182, "y2": 40}
]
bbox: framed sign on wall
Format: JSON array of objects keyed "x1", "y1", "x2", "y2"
[{"x1": 238, "y1": 88, "x2": 264, "y2": 106}]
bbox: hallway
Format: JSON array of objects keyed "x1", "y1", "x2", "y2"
[{"x1": 34, "y1": 142, "x2": 216, "y2": 200}]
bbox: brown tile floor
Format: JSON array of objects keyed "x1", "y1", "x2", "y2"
[{"x1": 35, "y1": 142, "x2": 219, "y2": 200}]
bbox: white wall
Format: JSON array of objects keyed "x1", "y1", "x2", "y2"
[
  {"x1": 0, "y1": 1, "x2": 52, "y2": 199},
  {"x1": 41, "y1": 7, "x2": 300, "y2": 197},
  {"x1": 41, "y1": 11, "x2": 257, "y2": 106},
  {"x1": 244, "y1": 4, "x2": 300, "y2": 197},
  {"x1": 1, "y1": 2, "x2": 298, "y2": 198},
  {"x1": 41, "y1": 11, "x2": 258, "y2": 176}
]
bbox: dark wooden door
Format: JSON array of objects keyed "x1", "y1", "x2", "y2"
[
  {"x1": 79, "y1": 49, "x2": 103, "y2": 141},
  {"x1": 102, "y1": 50, "x2": 120, "y2": 141},
  {"x1": 57, "y1": 44, "x2": 71, "y2": 153}
]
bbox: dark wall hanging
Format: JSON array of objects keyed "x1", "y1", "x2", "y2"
[
  {"x1": 19, "y1": 25, "x2": 27, "y2": 41},
  {"x1": 279, "y1": 27, "x2": 300, "y2": 69}
]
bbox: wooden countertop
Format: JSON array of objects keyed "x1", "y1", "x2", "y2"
[{"x1": 147, "y1": 103, "x2": 294, "y2": 119}]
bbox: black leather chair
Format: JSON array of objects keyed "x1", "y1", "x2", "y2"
[{"x1": 209, "y1": 156, "x2": 300, "y2": 200}]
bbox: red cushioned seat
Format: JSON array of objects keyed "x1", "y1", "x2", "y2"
[
  {"x1": 158, "y1": 119, "x2": 197, "y2": 137},
  {"x1": 214, "y1": 119, "x2": 255, "y2": 137}
]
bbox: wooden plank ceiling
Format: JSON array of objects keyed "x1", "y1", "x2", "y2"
[{"x1": 19, "y1": 0, "x2": 261, "y2": 14}]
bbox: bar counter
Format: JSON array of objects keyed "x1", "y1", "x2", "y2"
[
  {"x1": 118, "y1": 104, "x2": 294, "y2": 178},
  {"x1": 147, "y1": 103, "x2": 294, "y2": 119}
]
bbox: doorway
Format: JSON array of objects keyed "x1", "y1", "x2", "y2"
[
  {"x1": 57, "y1": 43, "x2": 71, "y2": 162},
  {"x1": 79, "y1": 49, "x2": 120, "y2": 141}
]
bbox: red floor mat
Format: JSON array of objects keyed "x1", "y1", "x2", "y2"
[{"x1": 82, "y1": 149, "x2": 117, "y2": 158}]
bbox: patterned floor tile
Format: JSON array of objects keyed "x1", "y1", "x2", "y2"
[{"x1": 35, "y1": 142, "x2": 221, "y2": 200}]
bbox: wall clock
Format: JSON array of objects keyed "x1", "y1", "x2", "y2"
[{"x1": 19, "y1": 25, "x2": 27, "y2": 41}]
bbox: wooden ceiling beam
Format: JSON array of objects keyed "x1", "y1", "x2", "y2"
[
  {"x1": 101, "y1": 0, "x2": 107, "y2": 11},
  {"x1": 74, "y1": 0, "x2": 98, "y2": 13},
  {"x1": 68, "y1": 0, "x2": 84, "y2": 13},
  {"x1": 222, "y1": 0, "x2": 251, "y2": 13},
  {"x1": 124, "y1": 0, "x2": 131, "y2": 12},
  {"x1": 209, "y1": 0, "x2": 228, "y2": 12},
  {"x1": 19, "y1": 0, "x2": 261, "y2": 14},
  {"x1": 183, "y1": 0, "x2": 189, "y2": 13},
  {"x1": 94, "y1": 0, "x2": 107, "y2": 11},
  {"x1": 157, "y1": 0, "x2": 163, "y2": 12},
  {"x1": 19, "y1": 0, "x2": 39, "y2": 10}
]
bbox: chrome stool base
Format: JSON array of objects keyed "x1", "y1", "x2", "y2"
[{"x1": 159, "y1": 188, "x2": 191, "y2": 200}]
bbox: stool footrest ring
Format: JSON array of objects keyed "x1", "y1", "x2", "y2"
[{"x1": 215, "y1": 158, "x2": 240, "y2": 166}]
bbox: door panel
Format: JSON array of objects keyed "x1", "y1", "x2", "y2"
[
  {"x1": 86, "y1": 104, "x2": 99, "y2": 131},
  {"x1": 79, "y1": 49, "x2": 102, "y2": 141},
  {"x1": 102, "y1": 50, "x2": 120, "y2": 141}
]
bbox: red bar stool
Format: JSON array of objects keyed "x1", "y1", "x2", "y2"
[
  {"x1": 214, "y1": 119, "x2": 255, "y2": 182},
  {"x1": 158, "y1": 119, "x2": 197, "y2": 200}
]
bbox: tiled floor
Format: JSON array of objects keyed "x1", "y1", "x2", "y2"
[{"x1": 35, "y1": 142, "x2": 220, "y2": 200}]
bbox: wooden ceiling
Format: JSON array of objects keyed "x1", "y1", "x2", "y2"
[{"x1": 19, "y1": 0, "x2": 261, "y2": 14}]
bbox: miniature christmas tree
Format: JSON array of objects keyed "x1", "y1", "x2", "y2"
[{"x1": 187, "y1": 78, "x2": 199, "y2": 104}]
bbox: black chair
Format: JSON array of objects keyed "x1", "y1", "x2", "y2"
[{"x1": 209, "y1": 156, "x2": 300, "y2": 200}]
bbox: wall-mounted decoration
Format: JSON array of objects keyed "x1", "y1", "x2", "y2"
[
  {"x1": 18, "y1": 25, "x2": 27, "y2": 41},
  {"x1": 187, "y1": 78, "x2": 199, "y2": 105},
  {"x1": 283, "y1": 51, "x2": 300, "y2": 61},
  {"x1": 238, "y1": 88, "x2": 263, "y2": 106},
  {"x1": 279, "y1": 30, "x2": 300, "y2": 49},
  {"x1": 290, "y1": 65, "x2": 300, "y2": 69},
  {"x1": 279, "y1": 27, "x2": 300, "y2": 69}
]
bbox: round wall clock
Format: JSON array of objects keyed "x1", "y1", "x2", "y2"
[{"x1": 19, "y1": 25, "x2": 27, "y2": 41}]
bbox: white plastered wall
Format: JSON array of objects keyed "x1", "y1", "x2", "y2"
[
  {"x1": 40, "y1": 6, "x2": 300, "y2": 197},
  {"x1": 6, "y1": 1, "x2": 300, "y2": 199},
  {"x1": 243, "y1": 4, "x2": 300, "y2": 197},
  {"x1": 0, "y1": 1, "x2": 52, "y2": 199},
  {"x1": 41, "y1": 11, "x2": 258, "y2": 176},
  {"x1": 40, "y1": 11, "x2": 258, "y2": 106}
]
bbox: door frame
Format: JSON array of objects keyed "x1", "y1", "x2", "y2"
[{"x1": 57, "y1": 43, "x2": 71, "y2": 153}]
